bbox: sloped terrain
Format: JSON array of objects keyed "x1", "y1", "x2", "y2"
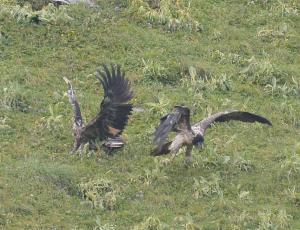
[{"x1": 0, "y1": 0, "x2": 300, "y2": 229}]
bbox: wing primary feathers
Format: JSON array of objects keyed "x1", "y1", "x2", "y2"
[
  {"x1": 192, "y1": 110, "x2": 272, "y2": 136},
  {"x1": 116, "y1": 65, "x2": 121, "y2": 78},
  {"x1": 97, "y1": 64, "x2": 133, "y2": 103},
  {"x1": 96, "y1": 69, "x2": 108, "y2": 96},
  {"x1": 153, "y1": 109, "x2": 182, "y2": 146},
  {"x1": 102, "y1": 64, "x2": 112, "y2": 83},
  {"x1": 63, "y1": 77, "x2": 84, "y2": 127},
  {"x1": 214, "y1": 111, "x2": 272, "y2": 126},
  {"x1": 80, "y1": 64, "x2": 133, "y2": 142},
  {"x1": 111, "y1": 63, "x2": 116, "y2": 79}
]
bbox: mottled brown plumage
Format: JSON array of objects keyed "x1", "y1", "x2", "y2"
[
  {"x1": 64, "y1": 64, "x2": 133, "y2": 153},
  {"x1": 152, "y1": 107, "x2": 272, "y2": 162}
]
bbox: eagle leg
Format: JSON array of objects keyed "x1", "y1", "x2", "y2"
[
  {"x1": 185, "y1": 145, "x2": 193, "y2": 163},
  {"x1": 169, "y1": 134, "x2": 185, "y2": 161}
]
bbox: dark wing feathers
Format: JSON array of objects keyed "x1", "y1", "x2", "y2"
[
  {"x1": 81, "y1": 64, "x2": 133, "y2": 141},
  {"x1": 151, "y1": 141, "x2": 171, "y2": 156},
  {"x1": 108, "y1": 104, "x2": 133, "y2": 131},
  {"x1": 96, "y1": 64, "x2": 133, "y2": 104},
  {"x1": 192, "y1": 110, "x2": 272, "y2": 136},
  {"x1": 214, "y1": 111, "x2": 272, "y2": 125},
  {"x1": 153, "y1": 109, "x2": 182, "y2": 146}
]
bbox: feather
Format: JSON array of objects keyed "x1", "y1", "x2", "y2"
[
  {"x1": 153, "y1": 106, "x2": 191, "y2": 154},
  {"x1": 79, "y1": 65, "x2": 133, "y2": 142},
  {"x1": 151, "y1": 142, "x2": 171, "y2": 156},
  {"x1": 153, "y1": 110, "x2": 182, "y2": 145},
  {"x1": 192, "y1": 109, "x2": 272, "y2": 136},
  {"x1": 96, "y1": 64, "x2": 133, "y2": 104},
  {"x1": 63, "y1": 77, "x2": 84, "y2": 127}
]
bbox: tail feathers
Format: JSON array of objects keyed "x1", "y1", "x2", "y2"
[
  {"x1": 151, "y1": 142, "x2": 171, "y2": 156},
  {"x1": 103, "y1": 136, "x2": 124, "y2": 149}
]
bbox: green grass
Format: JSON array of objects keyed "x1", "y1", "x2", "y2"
[{"x1": 0, "y1": 0, "x2": 300, "y2": 229}]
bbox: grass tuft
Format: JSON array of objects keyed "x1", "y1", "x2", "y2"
[{"x1": 78, "y1": 178, "x2": 117, "y2": 210}]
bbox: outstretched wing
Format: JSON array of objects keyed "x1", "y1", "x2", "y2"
[
  {"x1": 63, "y1": 77, "x2": 84, "y2": 127},
  {"x1": 192, "y1": 109, "x2": 272, "y2": 136},
  {"x1": 80, "y1": 64, "x2": 133, "y2": 141},
  {"x1": 153, "y1": 108, "x2": 184, "y2": 148},
  {"x1": 97, "y1": 64, "x2": 133, "y2": 104}
]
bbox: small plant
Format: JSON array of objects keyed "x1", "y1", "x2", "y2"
[
  {"x1": 257, "y1": 208, "x2": 292, "y2": 230},
  {"x1": 181, "y1": 69, "x2": 233, "y2": 93},
  {"x1": 232, "y1": 156, "x2": 254, "y2": 172},
  {"x1": 199, "y1": 73, "x2": 233, "y2": 92},
  {"x1": 199, "y1": 147, "x2": 221, "y2": 169},
  {"x1": 94, "y1": 216, "x2": 116, "y2": 230},
  {"x1": 78, "y1": 178, "x2": 117, "y2": 210},
  {"x1": 215, "y1": 73, "x2": 233, "y2": 91},
  {"x1": 141, "y1": 59, "x2": 168, "y2": 83},
  {"x1": 211, "y1": 50, "x2": 247, "y2": 66},
  {"x1": 40, "y1": 103, "x2": 64, "y2": 133},
  {"x1": 145, "y1": 94, "x2": 171, "y2": 116},
  {"x1": 0, "y1": 3, "x2": 72, "y2": 24},
  {"x1": 129, "y1": 0, "x2": 201, "y2": 32},
  {"x1": 136, "y1": 161, "x2": 168, "y2": 186},
  {"x1": 173, "y1": 213, "x2": 201, "y2": 230},
  {"x1": 16, "y1": 0, "x2": 51, "y2": 10},
  {"x1": 275, "y1": 1, "x2": 298, "y2": 17},
  {"x1": 192, "y1": 174, "x2": 222, "y2": 199},
  {"x1": 0, "y1": 116, "x2": 11, "y2": 130},
  {"x1": 0, "y1": 0, "x2": 18, "y2": 5},
  {"x1": 132, "y1": 216, "x2": 165, "y2": 230},
  {"x1": 229, "y1": 210, "x2": 253, "y2": 229},
  {"x1": 238, "y1": 190, "x2": 251, "y2": 200},
  {"x1": 257, "y1": 24, "x2": 289, "y2": 42},
  {"x1": 284, "y1": 186, "x2": 300, "y2": 206},
  {"x1": 141, "y1": 59, "x2": 180, "y2": 84},
  {"x1": 212, "y1": 29, "x2": 222, "y2": 41},
  {"x1": 211, "y1": 50, "x2": 226, "y2": 63},
  {"x1": 265, "y1": 76, "x2": 299, "y2": 97},
  {"x1": 0, "y1": 83, "x2": 29, "y2": 112},
  {"x1": 227, "y1": 52, "x2": 247, "y2": 66},
  {"x1": 280, "y1": 151, "x2": 300, "y2": 180},
  {"x1": 240, "y1": 56, "x2": 287, "y2": 86}
]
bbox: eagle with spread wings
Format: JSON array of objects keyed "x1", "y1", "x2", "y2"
[
  {"x1": 64, "y1": 64, "x2": 133, "y2": 153},
  {"x1": 152, "y1": 106, "x2": 272, "y2": 162}
]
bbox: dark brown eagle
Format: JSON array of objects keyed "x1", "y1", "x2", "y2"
[
  {"x1": 152, "y1": 106, "x2": 272, "y2": 162},
  {"x1": 64, "y1": 64, "x2": 133, "y2": 153}
]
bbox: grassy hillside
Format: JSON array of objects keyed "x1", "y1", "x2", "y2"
[{"x1": 0, "y1": 0, "x2": 300, "y2": 229}]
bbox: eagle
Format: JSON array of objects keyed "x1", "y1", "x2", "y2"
[
  {"x1": 64, "y1": 64, "x2": 133, "y2": 153},
  {"x1": 152, "y1": 106, "x2": 272, "y2": 162}
]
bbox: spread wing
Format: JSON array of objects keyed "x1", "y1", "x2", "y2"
[
  {"x1": 80, "y1": 64, "x2": 133, "y2": 141},
  {"x1": 192, "y1": 109, "x2": 272, "y2": 136},
  {"x1": 63, "y1": 77, "x2": 84, "y2": 127},
  {"x1": 97, "y1": 64, "x2": 133, "y2": 104},
  {"x1": 153, "y1": 108, "x2": 184, "y2": 147}
]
